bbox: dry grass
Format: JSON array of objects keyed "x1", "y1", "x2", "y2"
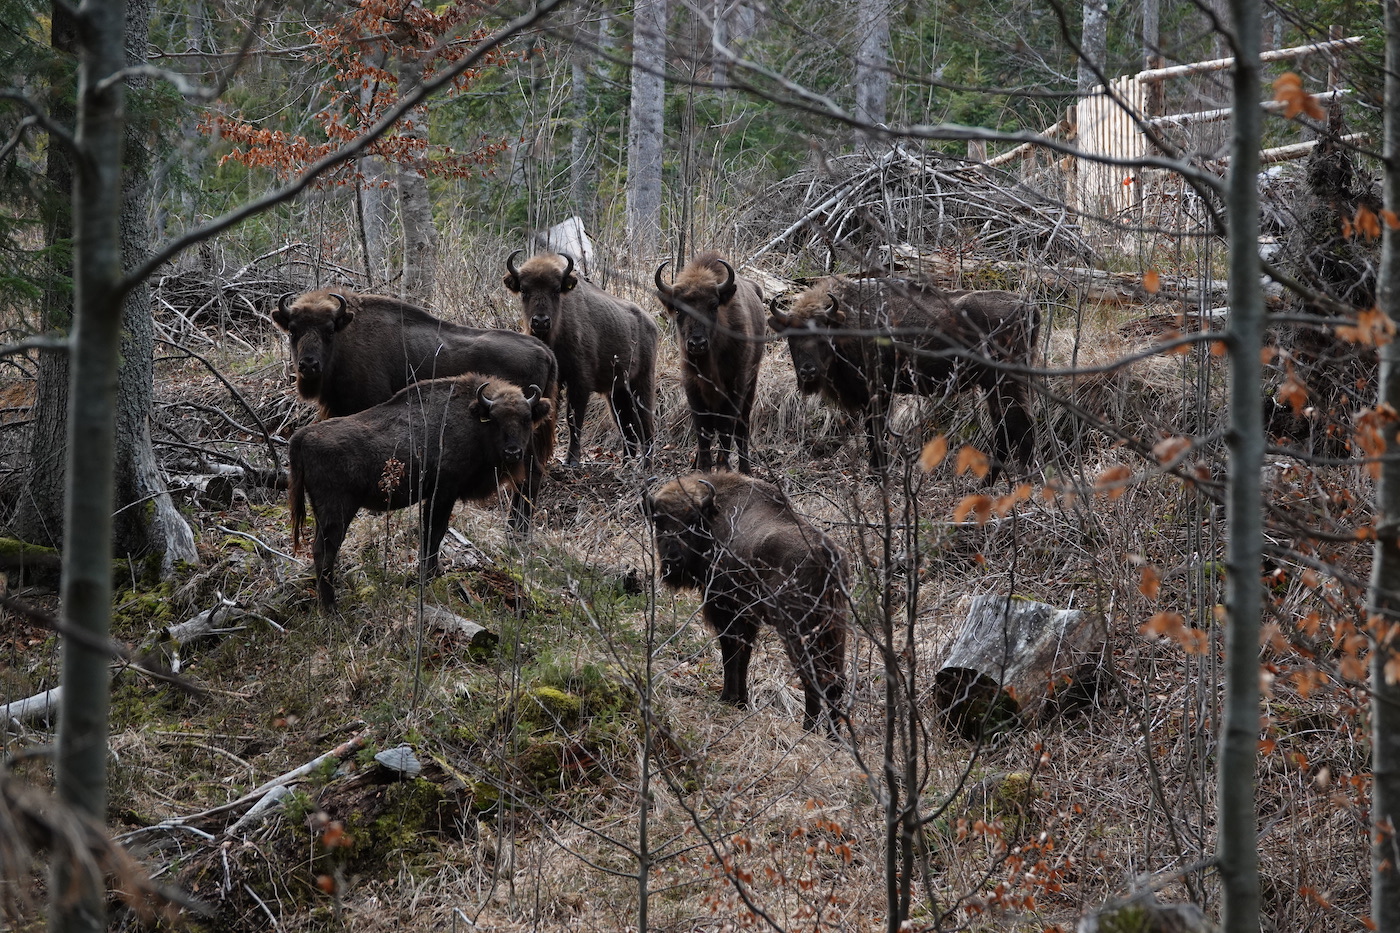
[{"x1": 0, "y1": 249, "x2": 1376, "y2": 933}]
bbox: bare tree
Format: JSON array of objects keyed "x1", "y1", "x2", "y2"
[
  {"x1": 1218, "y1": 0, "x2": 1264, "y2": 930},
  {"x1": 627, "y1": 0, "x2": 667, "y2": 261},
  {"x1": 1078, "y1": 0, "x2": 1108, "y2": 95},
  {"x1": 852, "y1": 0, "x2": 891, "y2": 141},
  {"x1": 1371, "y1": 1, "x2": 1400, "y2": 926}
]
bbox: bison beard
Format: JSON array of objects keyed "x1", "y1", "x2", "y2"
[
  {"x1": 272, "y1": 289, "x2": 559, "y2": 532},
  {"x1": 644, "y1": 473, "x2": 849, "y2": 733},
  {"x1": 288, "y1": 374, "x2": 552, "y2": 610}
]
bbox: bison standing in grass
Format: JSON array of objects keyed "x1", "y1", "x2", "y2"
[
  {"x1": 654, "y1": 253, "x2": 766, "y2": 473},
  {"x1": 504, "y1": 251, "x2": 658, "y2": 467},
  {"x1": 288, "y1": 374, "x2": 553, "y2": 610},
  {"x1": 272, "y1": 290, "x2": 558, "y2": 530},
  {"x1": 768, "y1": 277, "x2": 1039, "y2": 485},
  {"x1": 643, "y1": 472, "x2": 849, "y2": 733}
]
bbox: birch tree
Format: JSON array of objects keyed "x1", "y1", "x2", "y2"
[{"x1": 852, "y1": 0, "x2": 891, "y2": 141}]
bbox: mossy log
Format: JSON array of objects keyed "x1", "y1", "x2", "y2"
[{"x1": 933, "y1": 595, "x2": 1103, "y2": 738}]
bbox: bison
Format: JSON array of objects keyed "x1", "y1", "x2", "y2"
[
  {"x1": 504, "y1": 251, "x2": 658, "y2": 467},
  {"x1": 272, "y1": 289, "x2": 558, "y2": 530},
  {"x1": 288, "y1": 373, "x2": 553, "y2": 609},
  {"x1": 643, "y1": 472, "x2": 849, "y2": 733},
  {"x1": 768, "y1": 277, "x2": 1039, "y2": 485},
  {"x1": 654, "y1": 253, "x2": 766, "y2": 473}
]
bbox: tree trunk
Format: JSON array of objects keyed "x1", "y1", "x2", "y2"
[
  {"x1": 570, "y1": 4, "x2": 597, "y2": 230},
  {"x1": 626, "y1": 0, "x2": 667, "y2": 262},
  {"x1": 357, "y1": 49, "x2": 393, "y2": 287},
  {"x1": 115, "y1": 0, "x2": 197, "y2": 573},
  {"x1": 1218, "y1": 1, "x2": 1263, "y2": 931},
  {"x1": 51, "y1": 0, "x2": 128, "y2": 925},
  {"x1": 1370, "y1": 1, "x2": 1400, "y2": 927},
  {"x1": 398, "y1": 57, "x2": 438, "y2": 303},
  {"x1": 1078, "y1": 0, "x2": 1108, "y2": 96},
  {"x1": 14, "y1": 3, "x2": 76, "y2": 550},
  {"x1": 852, "y1": 0, "x2": 891, "y2": 140}
]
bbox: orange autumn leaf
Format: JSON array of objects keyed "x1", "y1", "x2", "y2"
[
  {"x1": 1142, "y1": 269, "x2": 1161, "y2": 294},
  {"x1": 1271, "y1": 71, "x2": 1324, "y2": 120},
  {"x1": 919, "y1": 434, "x2": 949, "y2": 472},
  {"x1": 1141, "y1": 611, "x2": 1184, "y2": 638},
  {"x1": 316, "y1": 874, "x2": 337, "y2": 894},
  {"x1": 1386, "y1": 655, "x2": 1400, "y2": 686},
  {"x1": 1276, "y1": 372, "x2": 1308, "y2": 415},
  {"x1": 955, "y1": 445, "x2": 990, "y2": 479},
  {"x1": 1151, "y1": 435, "x2": 1192, "y2": 465},
  {"x1": 994, "y1": 483, "x2": 1033, "y2": 516},
  {"x1": 1139, "y1": 565, "x2": 1161, "y2": 600},
  {"x1": 1355, "y1": 206, "x2": 1382, "y2": 240},
  {"x1": 1093, "y1": 464, "x2": 1133, "y2": 499},
  {"x1": 1210, "y1": 340, "x2": 1227, "y2": 357},
  {"x1": 1383, "y1": 209, "x2": 1400, "y2": 230},
  {"x1": 953, "y1": 494, "x2": 994, "y2": 524}
]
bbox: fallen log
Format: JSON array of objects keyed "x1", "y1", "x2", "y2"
[
  {"x1": 933, "y1": 595, "x2": 1103, "y2": 738},
  {"x1": 2, "y1": 686, "x2": 61, "y2": 729}
]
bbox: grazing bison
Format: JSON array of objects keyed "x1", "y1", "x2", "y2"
[
  {"x1": 768, "y1": 277, "x2": 1039, "y2": 484},
  {"x1": 504, "y1": 251, "x2": 658, "y2": 466},
  {"x1": 643, "y1": 472, "x2": 849, "y2": 733},
  {"x1": 272, "y1": 289, "x2": 558, "y2": 529},
  {"x1": 654, "y1": 253, "x2": 766, "y2": 473},
  {"x1": 288, "y1": 374, "x2": 553, "y2": 609}
]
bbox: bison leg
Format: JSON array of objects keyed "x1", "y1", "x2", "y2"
[
  {"x1": 564, "y1": 386, "x2": 588, "y2": 466},
  {"x1": 693, "y1": 413, "x2": 715, "y2": 472},
  {"x1": 418, "y1": 491, "x2": 456, "y2": 577},
  {"x1": 717, "y1": 631, "x2": 755, "y2": 708},
  {"x1": 311, "y1": 507, "x2": 352, "y2": 611},
  {"x1": 610, "y1": 381, "x2": 654, "y2": 467},
  {"x1": 778, "y1": 621, "x2": 848, "y2": 734},
  {"x1": 984, "y1": 381, "x2": 1035, "y2": 487},
  {"x1": 732, "y1": 413, "x2": 753, "y2": 475}
]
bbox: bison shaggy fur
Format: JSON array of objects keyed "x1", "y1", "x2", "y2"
[
  {"x1": 769, "y1": 277, "x2": 1039, "y2": 485},
  {"x1": 655, "y1": 252, "x2": 766, "y2": 473},
  {"x1": 272, "y1": 289, "x2": 558, "y2": 529},
  {"x1": 289, "y1": 373, "x2": 553, "y2": 609},
  {"x1": 504, "y1": 251, "x2": 658, "y2": 466},
  {"x1": 644, "y1": 472, "x2": 848, "y2": 732}
]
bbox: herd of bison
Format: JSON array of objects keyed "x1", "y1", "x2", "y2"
[{"x1": 273, "y1": 250, "x2": 1040, "y2": 733}]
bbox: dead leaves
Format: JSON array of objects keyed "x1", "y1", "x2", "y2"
[{"x1": 1272, "y1": 72, "x2": 1325, "y2": 121}]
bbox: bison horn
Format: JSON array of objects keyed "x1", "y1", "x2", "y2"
[
  {"x1": 476, "y1": 381, "x2": 495, "y2": 418},
  {"x1": 278, "y1": 292, "x2": 295, "y2": 315},
  {"x1": 718, "y1": 259, "x2": 735, "y2": 291},
  {"x1": 524, "y1": 384, "x2": 541, "y2": 406},
  {"x1": 768, "y1": 296, "x2": 792, "y2": 330},
  {"x1": 695, "y1": 476, "x2": 716, "y2": 508},
  {"x1": 559, "y1": 251, "x2": 575, "y2": 283},
  {"x1": 506, "y1": 249, "x2": 523, "y2": 279},
  {"x1": 654, "y1": 260, "x2": 674, "y2": 298},
  {"x1": 329, "y1": 292, "x2": 348, "y2": 314}
]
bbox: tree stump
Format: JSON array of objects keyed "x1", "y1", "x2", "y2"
[{"x1": 933, "y1": 595, "x2": 1103, "y2": 738}]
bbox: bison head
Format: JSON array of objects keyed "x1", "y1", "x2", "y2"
[
  {"x1": 643, "y1": 476, "x2": 719, "y2": 590},
  {"x1": 768, "y1": 288, "x2": 844, "y2": 395},
  {"x1": 655, "y1": 257, "x2": 737, "y2": 360},
  {"x1": 504, "y1": 250, "x2": 577, "y2": 343},
  {"x1": 273, "y1": 291, "x2": 355, "y2": 401},
  {"x1": 470, "y1": 381, "x2": 551, "y2": 469}
]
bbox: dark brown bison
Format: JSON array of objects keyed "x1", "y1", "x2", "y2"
[
  {"x1": 654, "y1": 253, "x2": 766, "y2": 473},
  {"x1": 768, "y1": 277, "x2": 1039, "y2": 484},
  {"x1": 643, "y1": 472, "x2": 848, "y2": 733},
  {"x1": 504, "y1": 251, "x2": 658, "y2": 466},
  {"x1": 272, "y1": 289, "x2": 558, "y2": 530},
  {"x1": 288, "y1": 374, "x2": 553, "y2": 609}
]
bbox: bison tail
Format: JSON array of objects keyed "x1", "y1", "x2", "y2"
[{"x1": 288, "y1": 441, "x2": 307, "y2": 554}]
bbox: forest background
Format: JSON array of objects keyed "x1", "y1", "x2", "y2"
[{"x1": 0, "y1": 0, "x2": 1397, "y2": 931}]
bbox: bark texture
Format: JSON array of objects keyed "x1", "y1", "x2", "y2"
[
  {"x1": 852, "y1": 0, "x2": 891, "y2": 138},
  {"x1": 626, "y1": 0, "x2": 667, "y2": 262}
]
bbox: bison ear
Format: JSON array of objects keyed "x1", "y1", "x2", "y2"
[
  {"x1": 333, "y1": 309, "x2": 355, "y2": 331},
  {"x1": 822, "y1": 295, "x2": 846, "y2": 327},
  {"x1": 503, "y1": 272, "x2": 521, "y2": 293},
  {"x1": 272, "y1": 293, "x2": 295, "y2": 330},
  {"x1": 560, "y1": 273, "x2": 578, "y2": 293}
]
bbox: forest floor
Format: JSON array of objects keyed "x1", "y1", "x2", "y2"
[{"x1": 0, "y1": 280, "x2": 1377, "y2": 933}]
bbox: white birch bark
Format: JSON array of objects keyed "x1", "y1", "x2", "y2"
[
  {"x1": 626, "y1": 0, "x2": 667, "y2": 262},
  {"x1": 853, "y1": 0, "x2": 891, "y2": 138}
]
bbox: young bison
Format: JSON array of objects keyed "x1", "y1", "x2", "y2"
[
  {"x1": 643, "y1": 473, "x2": 849, "y2": 733},
  {"x1": 504, "y1": 251, "x2": 658, "y2": 466},
  {"x1": 769, "y1": 277, "x2": 1039, "y2": 485},
  {"x1": 272, "y1": 289, "x2": 558, "y2": 531},
  {"x1": 289, "y1": 374, "x2": 553, "y2": 609},
  {"x1": 654, "y1": 253, "x2": 766, "y2": 472}
]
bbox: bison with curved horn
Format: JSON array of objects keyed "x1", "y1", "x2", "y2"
[
  {"x1": 272, "y1": 289, "x2": 559, "y2": 530},
  {"x1": 643, "y1": 472, "x2": 849, "y2": 734},
  {"x1": 289, "y1": 374, "x2": 553, "y2": 610},
  {"x1": 768, "y1": 277, "x2": 1039, "y2": 485},
  {"x1": 504, "y1": 250, "x2": 658, "y2": 467},
  {"x1": 655, "y1": 253, "x2": 766, "y2": 473}
]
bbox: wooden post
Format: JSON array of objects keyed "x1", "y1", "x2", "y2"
[{"x1": 933, "y1": 595, "x2": 1104, "y2": 738}]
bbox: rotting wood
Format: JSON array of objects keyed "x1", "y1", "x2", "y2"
[
  {"x1": 422, "y1": 605, "x2": 499, "y2": 656},
  {"x1": 2, "y1": 686, "x2": 62, "y2": 728},
  {"x1": 933, "y1": 595, "x2": 1103, "y2": 738}
]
